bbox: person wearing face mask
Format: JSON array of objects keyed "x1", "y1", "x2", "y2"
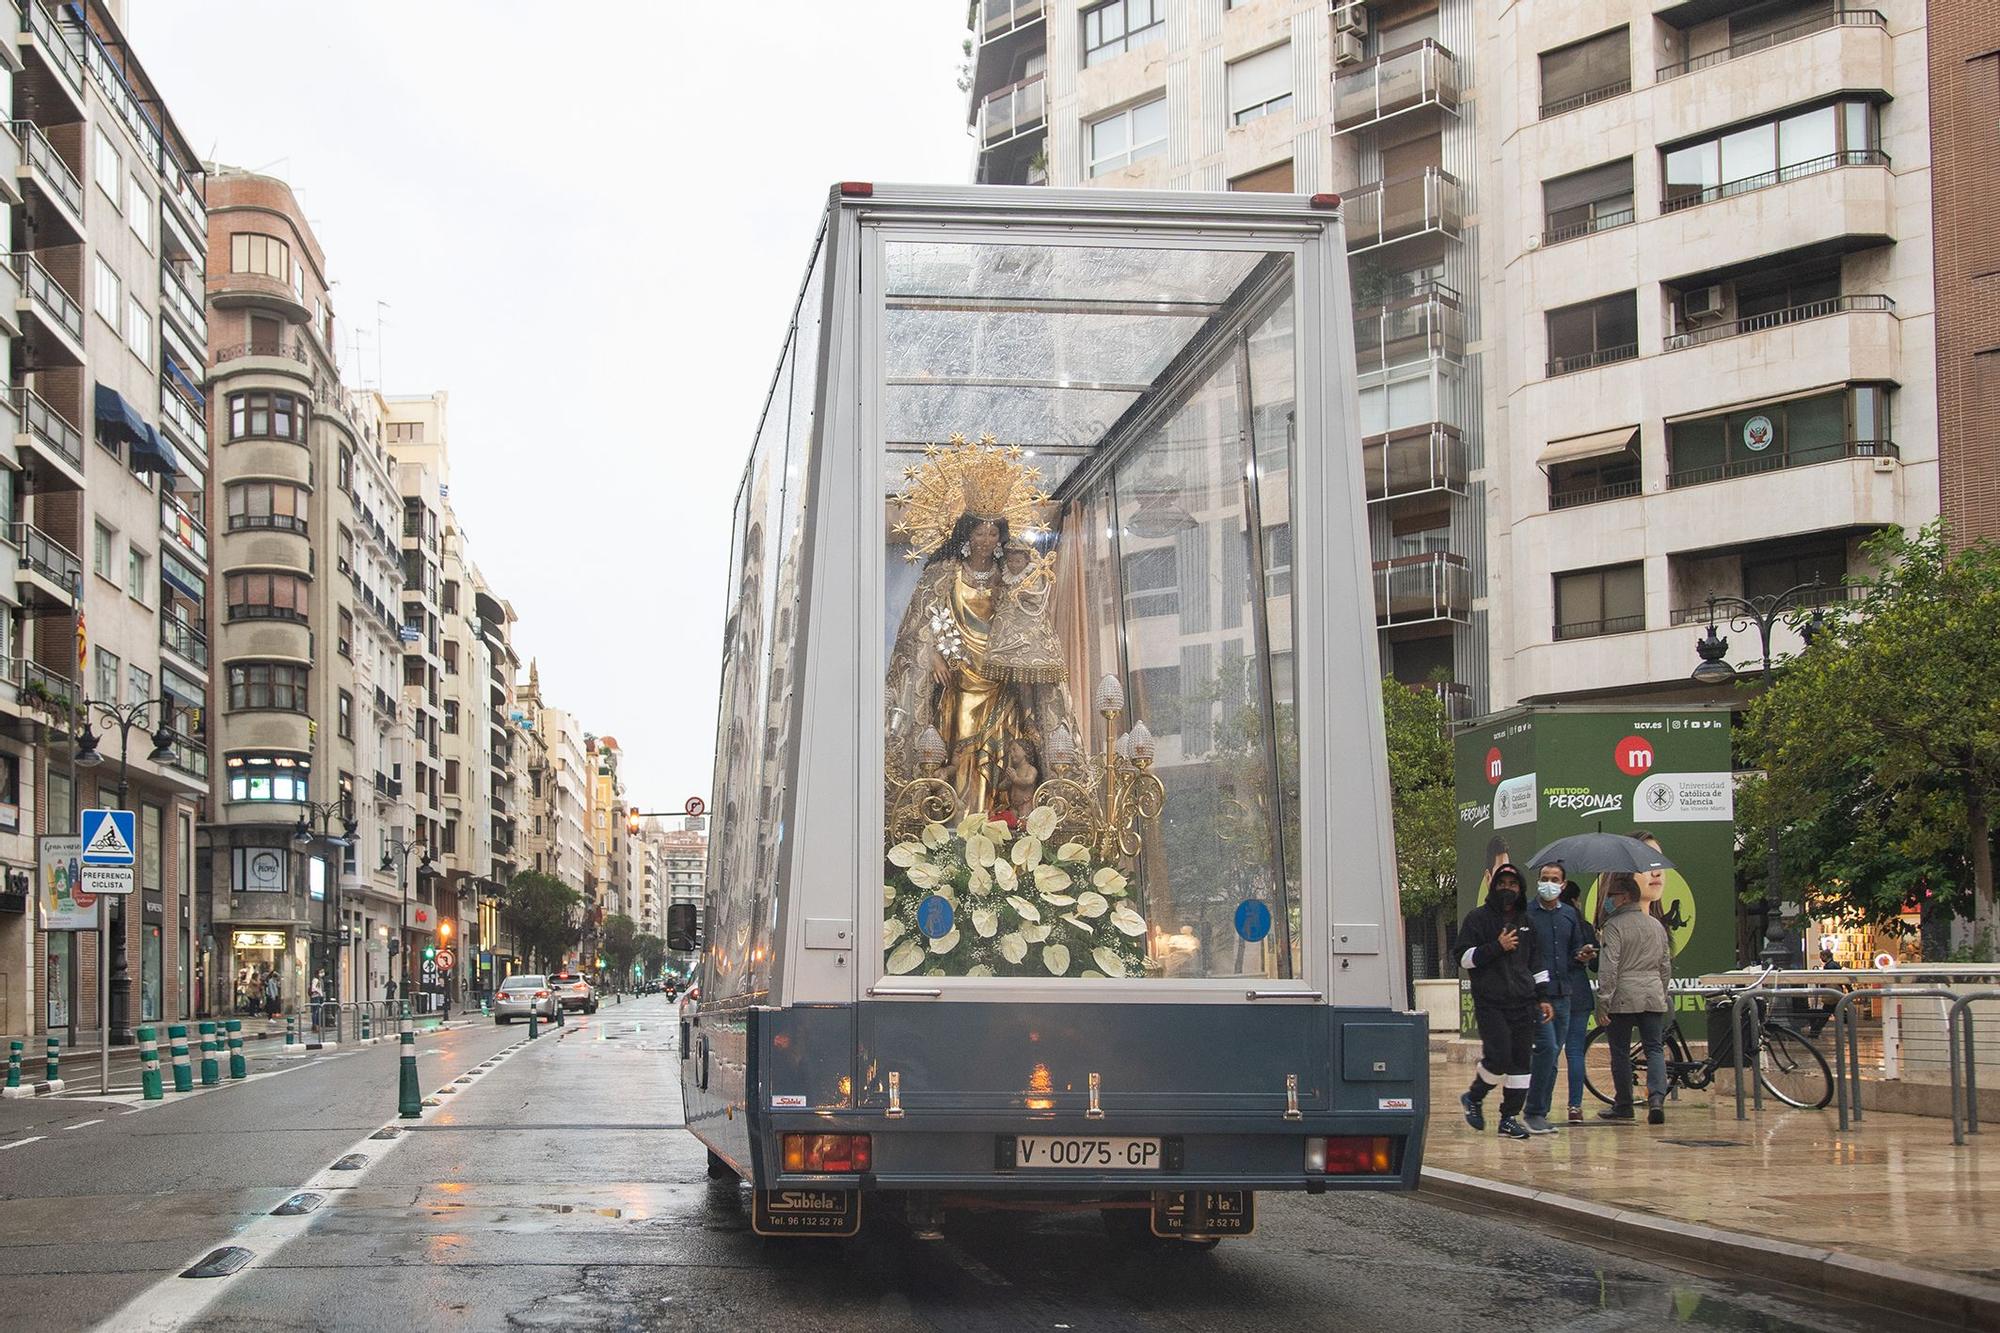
[
  {"x1": 1452, "y1": 864, "x2": 1552, "y2": 1140},
  {"x1": 1558, "y1": 881, "x2": 1599, "y2": 1122},
  {"x1": 1520, "y1": 861, "x2": 1587, "y2": 1135},
  {"x1": 1596, "y1": 872, "x2": 1673, "y2": 1124}
]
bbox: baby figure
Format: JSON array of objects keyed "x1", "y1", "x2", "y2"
[{"x1": 986, "y1": 540, "x2": 1066, "y2": 686}]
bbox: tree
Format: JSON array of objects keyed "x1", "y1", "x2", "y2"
[
  {"x1": 1380, "y1": 677, "x2": 1457, "y2": 916},
  {"x1": 601, "y1": 913, "x2": 640, "y2": 987},
  {"x1": 1739, "y1": 524, "x2": 2000, "y2": 957},
  {"x1": 635, "y1": 934, "x2": 666, "y2": 983},
  {"x1": 500, "y1": 871, "x2": 584, "y2": 973}
]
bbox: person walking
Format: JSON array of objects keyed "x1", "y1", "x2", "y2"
[
  {"x1": 1804, "y1": 938, "x2": 1844, "y2": 1038},
  {"x1": 1596, "y1": 873, "x2": 1672, "y2": 1124},
  {"x1": 1453, "y1": 863, "x2": 1552, "y2": 1141},
  {"x1": 1558, "y1": 880, "x2": 1599, "y2": 1122},
  {"x1": 1521, "y1": 861, "x2": 1586, "y2": 1135},
  {"x1": 263, "y1": 970, "x2": 281, "y2": 1020}
]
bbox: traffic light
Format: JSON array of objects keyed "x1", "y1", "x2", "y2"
[
  {"x1": 438, "y1": 919, "x2": 454, "y2": 944},
  {"x1": 626, "y1": 808, "x2": 642, "y2": 836},
  {"x1": 423, "y1": 944, "x2": 437, "y2": 962}
]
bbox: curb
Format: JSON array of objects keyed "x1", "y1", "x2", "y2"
[
  {"x1": 2, "y1": 1078, "x2": 63, "y2": 1098},
  {"x1": 1419, "y1": 1166, "x2": 2000, "y2": 1329}
]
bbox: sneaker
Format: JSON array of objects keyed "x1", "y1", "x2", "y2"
[
  {"x1": 1523, "y1": 1114, "x2": 1559, "y2": 1135},
  {"x1": 1596, "y1": 1104, "x2": 1635, "y2": 1122},
  {"x1": 1460, "y1": 1092, "x2": 1486, "y2": 1132},
  {"x1": 1567, "y1": 1106, "x2": 1584, "y2": 1124},
  {"x1": 1497, "y1": 1116, "x2": 1532, "y2": 1140},
  {"x1": 1647, "y1": 1094, "x2": 1666, "y2": 1126}
]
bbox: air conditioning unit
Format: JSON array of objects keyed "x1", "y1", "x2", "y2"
[
  {"x1": 1683, "y1": 285, "x2": 1726, "y2": 321},
  {"x1": 1332, "y1": 2, "x2": 1369, "y2": 37},
  {"x1": 1334, "y1": 30, "x2": 1366, "y2": 67}
]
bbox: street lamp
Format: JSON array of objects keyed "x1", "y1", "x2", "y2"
[
  {"x1": 72, "y1": 696, "x2": 180, "y2": 1047},
  {"x1": 292, "y1": 796, "x2": 357, "y2": 1008},
  {"x1": 1689, "y1": 579, "x2": 1831, "y2": 963},
  {"x1": 380, "y1": 836, "x2": 434, "y2": 1004}
]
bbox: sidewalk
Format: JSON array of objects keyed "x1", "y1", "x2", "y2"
[
  {"x1": 1420, "y1": 1081, "x2": 2000, "y2": 1326},
  {"x1": 38, "y1": 1013, "x2": 480, "y2": 1089}
]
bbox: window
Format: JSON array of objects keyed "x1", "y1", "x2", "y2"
[
  {"x1": 445, "y1": 758, "x2": 460, "y2": 795},
  {"x1": 1662, "y1": 100, "x2": 1880, "y2": 210},
  {"x1": 1228, "y1": 44, "x2": 1292, "y2": 125},
  {"x1": 228, "y1": 391, "x2": 304, "y2": 442},
  {"x1": 1122, "y1": 545, "x2": 1179, "y2": 618},
  {"x1": 1230, "y1": 160, "x2": 1294, "y2": 193},
  {"x1": 1548, "y1": 443, "x2": 1641, "y2": 509},
  {"x1": 230, "y1": 232, "x2": 292, "y2": 283},
  {"x1": 1555, "y1": 563, "x2": 1644, "y2": 639},
  {"x1": 387, "y1": 421, "x2": 423, "y2": 443},
  {"x1": 1542, "y1": 158, "x2": 1634, "y2": 242},
  {"x1": 93, "y1": 256, "x2": 121, "y2": 325},
  {"x1": 1744, "y1": 541, "x2": 1848, "y2": 604},
  {"x1": 1666, "y1": 385, "x2": 1891, "y2": 486},
  {"x1": 128, "y1": 665, "x2": 152, "y2": 708},
  {"x1": 228, "y1": 662, "x2": 310, "y2": 712},
  {"x1": 1545, "y1": 292, "x2": 1638, "y2": 375},
  {"x1": 226, "y1": 756, "x2": 310, "y2": 804},
  {"x1": 444, "y1": 700, "x2": 459, "y2": 735},
  {"x1": 1087, "y1": 96, "x2": 1168, "y2": 176},
  {"x1": 337, "y1": 446, "x2": 353, "y2": 492},
  {"x1": 93, "y1": 523, "x2": 116, "y2": 580},
  {"x1": 338, "y1": 690, "x2": 353, "y2": 740},
  {"x1": 126, "y1": 174, "x2": 151, "y2": 248},
  {"x1": 96, "y1": 649, "x2": 122, "y2": 705},
  {"x1": 93, "y1": 126, "x2": 121, "y2": 202},
  {"x1": 1083, "y1": 0, "x2": 1163, "y2": 65},
  {"x1": 123, "y1": 295, "x2": 152, "y2": 365},
  {"x1": 441, "y1": 580, "x2": 459, "y2": 614},
  {"x1": 338, "y1": 608, "x2": 354, "y2": 659},
  {"x1": 225, "y1": 572, "x2": 311, "y2": 622},
  {"x1": 126, "y1": 545, "x2": 148, "y2": 604},
  {"x1": 226, "y1": 481, "x2": 309, "y2": 533},
  {"x1": 442, "y1": 641, "x2": 459, "y2": 675},
  {"x1": 1539, "y1": 27, "x2": 1630, "y2": 117}
]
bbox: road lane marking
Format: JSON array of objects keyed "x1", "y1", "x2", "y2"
[
  {"x1": 62, "y1": 1119, "x2": 104, "y2": 1131},
  {"x1": 0, "y1": 1136, "x2": 45, "y2": 1150}
]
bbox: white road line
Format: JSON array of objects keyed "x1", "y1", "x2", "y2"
[
  {"x1": 92, "y1": 1035, "x2": 528, "y2": 1332},
  {"x1": 62, "y1": 1119, "x2": 104, "y2": 1132},
  {"x1": 0, "y1": 1136, "x2": 46, "y2": 1150}
]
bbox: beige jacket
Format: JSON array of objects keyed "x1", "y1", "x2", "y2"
[{"x1": 1595, "y1": 904, "x2": 1672, "y2": 1014}]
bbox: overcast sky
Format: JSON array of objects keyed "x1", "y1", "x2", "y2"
[{"x1": 132, "y1": 1, "x2": 973, "y2": 810}]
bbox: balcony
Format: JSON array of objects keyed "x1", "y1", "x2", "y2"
[
  {"x1": 210, "y1": 337, "x2": 310, "y2": 372},
  {"x1": 1373, "y1": 552, "x2": 1470, "y2": 627},
  {"x1": 1554, "y1": 611, "x2": 1646, "y2": 641},
  {"x1": 978, "y1": 73, "x2": 1045, "y2": 149},
  {"x1": 160, "y1": 614, "x2": 210, "y2": 670},
  {"x1": 159, "y1": 262, "x2": 206, "y2": 344},
  {"x1": 1353, "y1": 281, "x2": 1463, "y2": 373},
  {"x1": 1662, "y1": 149, "x2": 1888, "y2": 216},
  {"x1": 1362, "y1": 424, "x2": 1467, "y2": 504},
  {"x1": 1664, "y1": 293, "x2": 1891, "y2": 353},
  {"x1": 9, "y1": 119, "x2": 82, "y2": 243},
  {"x1": 1344, "y1": 169, "x2": 1463, "y2": 254},
  {"x1": 1405, "y1": 679, "x2": 1474, "y2": 725},
  {"x1": 158, "y1": 376, "x2": 205, "y2": 461},
  {"x1": 17, "y1": 659, "x2": 78, "y2": 715},
  {"x1": 1535, "y1": 201, "x2": 1635, "y2": 248},
  {"x1": 1668, "y1": 437, "x2": 1895, "y2": 490},
  {"x1": 13, "y1": 386, "x2": 83, "y2": 488},
  {"x1": 1333, "y1": 40, "x2": 1460, "y2": 134},
  {"x1": 15, "y1": 0, "x2": 85, "y2": 123},
  {"x1": 1658, "y1": 8, "x2": 1885, "y2": 81},
  {"x1": 1547, "y1": 342, "x2": 1638, "y2": 378},
  {"x1": 161, "y1": 494, "x2": 208, "y2": 565},
  {"x1": 1539, "y1": 77, "x2": 1630, "y2": 120},
  {"x1": 9, "y1": 521, "x2": 77, "y2": 609},
  {"x1": 165, "y1": 734, "x2": 209, "y2": 782},
  {"x1": 1549, "y1": 477, "x2": 1641, "y2": 510},
  {"x1": 16, "y1": 251, "x2": 82, "y2": 363}
]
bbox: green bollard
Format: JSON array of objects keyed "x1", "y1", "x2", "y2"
[
  {"x1": 45, "y1": 1034, "x2": 60, "y2": 1084},
  {"x1": 397, "y1": 1003, "x2": 421, "y2": 1119},
  {"x1": 555, "y1": 1001, "x2": 565, "y2": 1028},
  {"x1": 169, "y1": 1024, "x2": 193, "y2": 1093},
  {"x1": 361, "y1": 1008, "x2": 373, "y2": 1043},
  {"x1": 4, "y1": 1039, "x2": 19, "y2": 1091},
  {"x1": 138, "y1": 1026, "x2": 163, "y2": 1100},
  {"x1": 227, "y1": 1019, "x2": 246, "y2": 1079},
  {"x1": 198, "y1": 1021, "x2": 219, "y2": 1086},
  {"x1": 285, "y1": 1012, "x2": 297, "y2": 1047},
  {"x1": 528, "y1": 1003, "x2": 541, "y2": 1039}
]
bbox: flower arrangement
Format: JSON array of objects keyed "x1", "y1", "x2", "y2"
[
  {"x1": 928, "y1": 604, "x2": 966, "y2": 666},
  {"x1": 884, "y1": 807, "x2": 1151, "y2": 979}
]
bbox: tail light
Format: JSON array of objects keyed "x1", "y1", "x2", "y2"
[
  {"x1": 1305, "y1": 1135, "x2": 1393, "y2": 1174},
  {"x1": 534, "y1": 989, "x2": 550, "y2": 999},
  {"x1": 781, "y1": 1133, "x2": 872, "y2": 1174},
  {"x1": 497, "y1": 992, "x2": 510, "y2": 1001}
]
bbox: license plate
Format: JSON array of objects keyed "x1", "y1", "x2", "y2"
[
  {"x1": 1152, "y1": 1189, "x2": 1255, "y2": 1237},
  {"x1": 751, "y1": 1187, "x2": 861, "y2": 1237},
  {"x1": 1016, "y1": 1136, "x2": 1162, "y2": 1170}
]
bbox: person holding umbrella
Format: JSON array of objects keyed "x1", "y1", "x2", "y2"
[
  {"x1": 1453, "y1": 863, "x2": 1552, "y2": 1140},
  {"x1": 1595, "y1": 872, "x2": 1673, "y2": 1123}
]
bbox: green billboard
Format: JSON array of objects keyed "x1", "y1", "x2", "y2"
[{"x1": 1454, "y1": 706, "x2": 1737, "y2": 982}]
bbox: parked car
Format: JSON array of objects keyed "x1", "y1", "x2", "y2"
[
  {"x1": 492, "y1": 975, "x2": 555, "y2": 1024},
  {"x1": 549, "y1": 970, "x2": 597, "y2": 1014}
]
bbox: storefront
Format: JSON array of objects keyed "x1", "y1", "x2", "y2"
[{"x1": 228, "y1": 927, "x2": 300, "y2": 1016}]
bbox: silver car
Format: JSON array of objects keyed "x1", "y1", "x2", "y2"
[{"x1": 493, "y1": 974, "x2": 556, "y2": 1024}]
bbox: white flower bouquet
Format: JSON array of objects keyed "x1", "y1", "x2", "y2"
[{"x1": 883, "y1": 807, "x2": 1151, "y2": 980}]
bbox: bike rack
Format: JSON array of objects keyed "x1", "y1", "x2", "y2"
[
  {"x1": 1948, "y1": 991, "x2": 2000, "y2": 1146},
  {"x1": 1725, "y1": 984, "x2": 1848, "y2": 1122},
  {"x1": 1833, "y1": 987, "x2": 1965, "y2": 1129}
]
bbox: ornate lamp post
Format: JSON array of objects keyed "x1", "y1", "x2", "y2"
[
  {"x1": 291, "y1": 796, "x2": 357, "y2": 1009},
  {"x1": 379, "y1": 836, "x2": 434, "y2": 1004}
]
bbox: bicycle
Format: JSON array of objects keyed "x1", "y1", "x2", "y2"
[{"x1": 1582, "y1": 980, "x2": 1833, "y2": 1110}]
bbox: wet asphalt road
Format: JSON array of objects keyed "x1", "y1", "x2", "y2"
[{"x1": 0, "y1": 996, "x2": 1918, "y2": 1332}]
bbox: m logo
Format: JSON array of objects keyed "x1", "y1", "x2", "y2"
[
  {"x1": 1614, "y1": 735, "x2": 1655, "y2": 776},
  {"x1": 1485, "y1": 747, "x2": 1503, "y2": 785}
]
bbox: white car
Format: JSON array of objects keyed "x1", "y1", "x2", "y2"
[{"x1": 493, "y1": 974, "x2": 556, "y2": 1024}]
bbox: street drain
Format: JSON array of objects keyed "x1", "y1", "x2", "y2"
[
  {"x1": 271, "y1": 1192, "x2": 324, "y2": 1216},
  {"x1": 182, "y1": 1246, "x2": 254, "y2": 1278},
  {"x1": 1661, "y1": 1139, "x2": 1746, "y2": 1149}
]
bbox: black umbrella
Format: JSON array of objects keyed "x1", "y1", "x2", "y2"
[{"x1": 1524, "y1": 832, "x2": 1674, "y2": 875}]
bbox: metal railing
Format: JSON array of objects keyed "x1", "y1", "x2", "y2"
[
  {"x1": 981, "y1": 0, "x2": 1044, "y2": 38},
  {"x1": 161, "y1": 495, "x2": 207, "y2": 562},
  {"x1": 1372, "y1": 551, "x2": 1470, "y2": 626},
  {"x1": 1353, "y1": 280, "x2": 1464, "y2": 372},
  {"x1": 1549, "y1": 477, "x2": 1642, "y2": 510},
  {"x1": 1333, "y1": 39, "x2": 1460, "y2": 132},
  {"x1": 1538, "y1": 203, "x2": 1635, "y2": 247},
  {"x1": 19, "y1": 659, "x2": 78, "y2": 712},
  {"x1": 17, "y1": 0, "x2": 83, "y2": 96},
  {"x1": 14, "y1": 386, "x2": 83, "y2": 469},
  {"x1": 18, "y1": 251, "x2": 83, "y2": 341},
  {"x1": 211, "y1": 338, "x2": 309, "y2": 366},
  {"x1": 9, "y1": 521, "x2": 78, "y2": 591},
  {"x1": 1670, "y1": 582, "x2": 1857, "y2": 626},
  {"x1": 978, "y1": 73, "x2": 1046, "y2": 147},
  {"x1": 159, "y1": 379, "x2": 205, "y2": 450},
  {"x1": 1659, "y1": 8, "x2": 1886, "y2": 81},
  {"x1": 159, "y1": 262, "x2": 207, "y2": 336},
  {"x1": 1539, "y1": 77, "x2": 1630, "y2": 119},
  {"x1": 1662, "y1": 148, "x2": 1890, "y2": 214},
  {"x1": 1667, "y1": 437, "x2": 1896, "y2": 489},
  {"x1": 1345, "y1": 168, "x2": 1464, "y2": 252},
  {"x1": 1553, "y1": 612, "x2": 1645, "y2": 640},
  {"x1": 160, "y1": 615, "x2": 209, "y2": 668},
  {"x1": 1949, "y1": 992, "x2": 2000, "y2": 1145},
  {"x1": 1362, "y1": 424, "x2": 1467, "y2": 502},
  {"x1": 8, "y1": 119, "x2": 82, "y2": 218},
  {"x1": 1546, "y1": 341, "x2": 1638, "y2": 377},
  {"x1": 1665, "y1": 293, "x2": 1893, "y2": 351}
]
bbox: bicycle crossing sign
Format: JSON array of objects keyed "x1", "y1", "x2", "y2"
[{"x1": 80, "y1": 809, "x2": 136, "y2": 865}]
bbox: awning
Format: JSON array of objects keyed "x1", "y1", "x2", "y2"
[
  {"x1": 93, "y1": 383, "x2": 150, "y2": 451},
  {"x1": 130, "y1": 424, "x2": 183, "y2": 478},
  {"x1": 164, "y1": 354, "x2": 205, "y2": 408},
  {"x1": 1537, "y1": 425, "x2": 1639, "y2": 469}
]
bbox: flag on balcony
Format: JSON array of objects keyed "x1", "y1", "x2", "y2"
[{"x1": 75, "y1": 608, "x2": 86, "y2": 673}]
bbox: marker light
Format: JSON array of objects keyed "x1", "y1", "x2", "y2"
[
  {"x1": 781, "y1": 1133, "x2": 872, "y2": 1174},
  {"x1": 1305, "y1": 1135, "x2": 1393, "y2": 1174}
]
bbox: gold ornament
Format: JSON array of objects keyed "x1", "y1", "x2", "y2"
[{"x1": 892, "y1": 432, "x2": 1051, "y2": 562}]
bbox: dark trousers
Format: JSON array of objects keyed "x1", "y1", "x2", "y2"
[
  {"x1": 1608, "y1": 1010, "x2": 1668, "y2": 1106},
  {"x1": 1468, "y1": 1001, "x2": 1537, "y2": 1118}
]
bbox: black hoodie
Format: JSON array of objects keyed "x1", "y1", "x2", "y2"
[{"x1": 1452, "y1": 866, "x2": 1550, "y2": 1010}]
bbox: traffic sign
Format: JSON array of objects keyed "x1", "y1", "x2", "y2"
[
  {"x1": 80, "y1": 809, "x2": 136, "y2": 866},
  {"x1": 685, "y1": 795, "x2": 706, "y2": 818},
  {"x1": 436, "y1": 947, "x2": 455, "y2": 969},
  {"x1": 81, "y1": 863, "x2": 135, "y2": 897}
]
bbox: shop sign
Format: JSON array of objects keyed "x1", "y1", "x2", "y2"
[
  {"x1": 233, "y1": 929, "x2": 288, "y2": 950},
  {"x1": 38, "y1": 835, "x2": 90, "y2": 931}
]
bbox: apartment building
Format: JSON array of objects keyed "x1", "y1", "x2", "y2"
[
  {"x1": 658, "y1": 821, "x2": 707, "y2": 969},
  {"x1": 203, "y1": 168, "x2": 413, "y2": 1012},
  {"x1": 0, "y1": 0, "x2": 210, "y2": 1042},
  {"x1": 963, "y1": 0, "x2": 1940, "y2": 718},
  {"x1": 586, "y1": 733, "x2": 626, "y2": 922},
  {"x1": 470, "y1": 566, "x2": 521, "y2": 985}
]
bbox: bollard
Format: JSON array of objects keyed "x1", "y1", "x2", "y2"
[
  {"x1": 199, "y1": 1021, "x2": 219, "y2": 1086},
  {"x1": 45, "y1": 1034, "x2": 60, "y2": 1084},
  {"x1": 361, "y1": 1008, "x2": 373, "y2": 1043},
  {"x1": 4, "y1": 1039, "x2": 19, "y2": 1090},
  {"x1": 285, "y1": 1012, "x2": 297, "y2": 1047},
  {"x1": 555, "y1": 1001, "x2": 565, "y2": 1028},
  {"x1": 397, "y1": 1002, "x2": 421, "y2": 1118},
  {"x1": 139, "y1": 1026, "x2": 163, "y2": 1100},
  {"x1": 528, "y1": 1005, "x2": 540, "y2": 1040},
  {"x1": 227, "y1": 1018, "x2": 246, "y2": 1080},
  {"x1": 169, "y1": 1023, "x2": 193, "y2": 1093}
]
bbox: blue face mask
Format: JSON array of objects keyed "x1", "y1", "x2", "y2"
[{"x1": 1537, "y1": 883, "x2": 1562, "y2": 902}]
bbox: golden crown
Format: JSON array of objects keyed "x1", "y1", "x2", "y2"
[{"x1": 892, "y1": 433, "x2": 1050, "y2": 563}]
